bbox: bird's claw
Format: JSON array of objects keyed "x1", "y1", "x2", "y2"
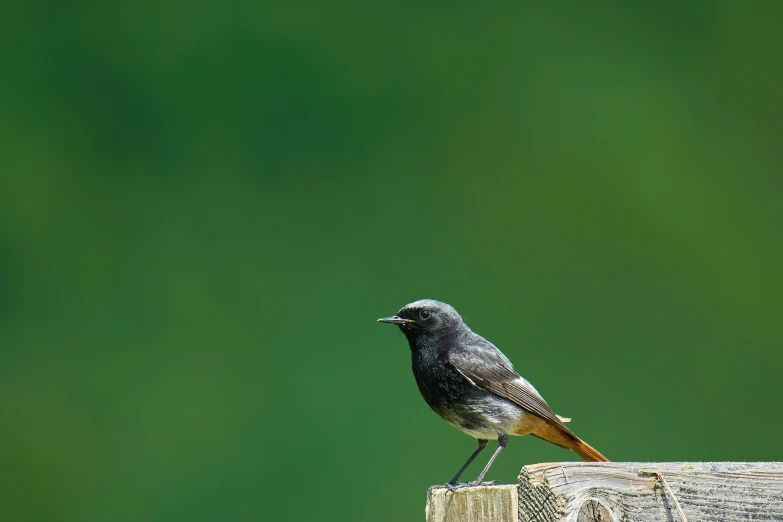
[
  {"x1": 468, "y1": 479, "x2": 501, "y2": 487},
  {"x1": 442, "y1": 479, "x2": 500, "y2": 493},
  {"x1": 444, "y1": 480, "x2": 468, "y2": 493}
]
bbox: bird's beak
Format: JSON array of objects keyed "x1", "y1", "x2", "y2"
[{"x1": 377, "y1": 316, "x2": 416, "y2": 325}]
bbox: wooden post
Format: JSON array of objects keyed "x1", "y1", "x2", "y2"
[
  {"x1": 427, "y1": 485, "x2": 518, "y2": 522},
  {"x1": 425, "y1": 462, "x2": 783, "y2": 522}
]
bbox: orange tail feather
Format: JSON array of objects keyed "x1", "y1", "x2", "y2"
[{"x1": 570, "y1": 437, "x2": 609, "y2": 462}]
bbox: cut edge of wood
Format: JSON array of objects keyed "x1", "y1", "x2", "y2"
[
  {"x1": 426, "y1": 484, "x2": 518, "y2": 522},
  {"x1": 518, "y1": 466, "x2": 565, "y2": 522}
]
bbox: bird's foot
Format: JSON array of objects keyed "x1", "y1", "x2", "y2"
[
  {"x1": 467, "y1": 479, "x2": 501, "y2": 487},
  {"x1": 444, "y1": 481, "x2": 465, "y2": 493},
  {"x1": 442, "y1": 479, "x2": 500, "y2": 492}
]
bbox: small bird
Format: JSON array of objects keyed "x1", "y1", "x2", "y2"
[{"x1": 378, "y1": 299, "x2": 607, "y2": 486}]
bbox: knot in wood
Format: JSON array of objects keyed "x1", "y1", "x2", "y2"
[{"x1": 577, "y1": 499, "x2": 614, "y2": 522}]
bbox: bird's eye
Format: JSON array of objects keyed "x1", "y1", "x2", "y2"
[{"x1": 419, "y1": 309, "x2": 431, "y2": 320}]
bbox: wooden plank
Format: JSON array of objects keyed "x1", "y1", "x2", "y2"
[
  {"x1": 426, "y1": 463, "x2": 783, "y2": 522},
  {"x1": 518, "y1": 462, "x2": 783, "y2": 522},
  {"x1": 426, "y1": 485, "x2": 518, "y2": 522}
]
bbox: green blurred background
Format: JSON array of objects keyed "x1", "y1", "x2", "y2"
[{"x1": 2, "y1": 2, "x2": 782, "y2": 521}]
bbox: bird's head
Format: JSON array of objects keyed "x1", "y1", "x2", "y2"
[{"x1": 377, "y1": 299, "x2": 463, "y2": 338}]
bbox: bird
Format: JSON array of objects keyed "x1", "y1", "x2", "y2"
[{"x1": 378, "y1": 299, "x2": 607, "y2": 486}]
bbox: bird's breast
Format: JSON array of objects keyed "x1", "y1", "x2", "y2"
[
  {"x1": 410, "y1": 346, "x2": 528, "y2": 438},
  {"x1": 411, "y1": 349, "x2": 465, "y2": 410}
]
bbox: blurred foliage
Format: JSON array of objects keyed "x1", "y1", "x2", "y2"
[{"x1": 1, "y1": 2, "x2": 782, "y2": 521}]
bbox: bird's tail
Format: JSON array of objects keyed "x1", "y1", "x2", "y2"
[
  {"x1": 526, "y1": 415, "x2": 609, "y2": 462},
  {"x1": 569, "y1": 436, "x2": 609, "y2": 462}
]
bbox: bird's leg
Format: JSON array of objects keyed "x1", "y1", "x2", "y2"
[
  {"x1": 470, "y1": 433, "x2": 508, "y2": 485},
  {"x1": 447, "y1": 439, "x2": 488, "y2": 486}
]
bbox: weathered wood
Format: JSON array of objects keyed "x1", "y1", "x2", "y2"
[
  {"x1": 427, "y1": 485, "x2": 518, "y2": 522},
  {"x1": 425, "y1": 462, "x2": 783, "y2": 522},
  {"x1": 519, "y1": 462, "x2": 783, "y2": 522}
]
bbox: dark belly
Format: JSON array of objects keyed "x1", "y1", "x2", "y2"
[
  {"x1": 412, "y1": 357, "x2": 512, "y2": 437},
  {"x1": 412, "y1": 356, "x2": 466, "y2": 410}
]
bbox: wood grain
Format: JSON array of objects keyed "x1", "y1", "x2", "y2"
[
  {"x1": 519, "y1": 462, "x2": 783, "y2": 522},
  {"x1": 425, "y1": 463, "x2": 783, "y2": 522},
  {"x1": 426, "y1": 485, "x2": 518, "y2": 522}
]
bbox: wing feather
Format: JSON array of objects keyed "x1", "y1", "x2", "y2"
[{"x1": 449, "y1": 333, "x2": 575, "y2": 437}]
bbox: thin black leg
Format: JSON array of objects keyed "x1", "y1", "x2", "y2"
[
  {"x1": 447, "y1": 439, "x2": 488, "y2": 485},
  {"x1": 472, "y1": 433, "x2": 508, "y2": 484}
]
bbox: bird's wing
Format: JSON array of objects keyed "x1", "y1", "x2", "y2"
[{"x1": 449, "y1": 335, "x2": 574, "y2": 436}]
